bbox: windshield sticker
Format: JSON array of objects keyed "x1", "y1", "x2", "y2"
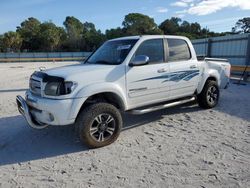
[{"x1": 117, "y1": 45, "x2": 131, "y2": 50}]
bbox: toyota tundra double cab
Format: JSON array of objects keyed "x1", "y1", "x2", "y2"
[{"x1": 17, "y1": 35, "x2": 231, "y2": 148}]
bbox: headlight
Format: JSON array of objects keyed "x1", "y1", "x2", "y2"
[
  {"x1": 44, "y1": 82, "x2": 61, "y2": 96},
  {"x1": 44, "y1": 81, "x2": 77, "y2": 96}
]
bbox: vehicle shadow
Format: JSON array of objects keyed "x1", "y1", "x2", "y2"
[
  {"x1": 0, "y1": 102, "x2": 200, "y2": 166},
  {"x1": 123, "y1": 101, "x2": 200, "y2": 130},
  {"x1": 0, "y1": 115, "x2": 85, "y2": 166}
]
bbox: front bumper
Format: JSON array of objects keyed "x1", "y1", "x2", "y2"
[
  {"x1": 16, "y1": 95, "x2": 48, "y2": 129},
  {"x1": 16, "y1": 91, "x2": 84, "y2": 129}
]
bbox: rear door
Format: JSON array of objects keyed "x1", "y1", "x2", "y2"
[
  {"x1": 166, "y1": 38, "x2": 200, "y2": 99},
  {"x1": 126, "y1": 38, "x2": 171, "y2": 108}
]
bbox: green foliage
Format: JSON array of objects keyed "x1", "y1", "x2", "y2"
[
  {"x1": 17, "y1": 17, "x2": 41, "y2": 51},
  {"x1": 82, "y1": 22, "x2": 106, "y2": 51},
  {"x1": 38, "y1": 22, "x2": 64, "y2": 51},
  {"x1": 0, "y1": 14, "x2": 248, "y2": 52},
  {"x1": 159, "y1": 17, "x2": 220, "y2": 39},
  {"x1": 106, "y1": 27, "x2": 125, "y2": 40},
  {"x1": 232, "y1": 17, "x2": 250, "y2": 34},
  {"x1": 61, "y1": 18, "x2": 106, "y2": 51},
  {"x1": 106, "y1": 13, "x2": 162, "y2": 39},
  {"x1": 63, "y1": 16, "x2": 84, "y2": 51},
  {"x1": 123, "y1": 13, "x2": 163, "y2": 35},
  {"x1": 2, "y1": 31, "x2": 22, "y2": 52},
  {"x1": 64, "y1": 16, "x2": 83, "y2": 37},
  {"x1": 0, "y1": 35, "x2": 3, "y2": 52},
  {"x1": 159, "y1": 17, "x2": 181, "y2": 34}
]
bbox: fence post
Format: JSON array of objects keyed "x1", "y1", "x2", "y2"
[
  {"x1": 207, "y1": 38, "x2": 212, "y2": 58},
  {"x1": 243, "y1": 34, "x2": 250, "y2": 81}
]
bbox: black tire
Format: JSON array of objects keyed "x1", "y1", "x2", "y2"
[
  {"x1": 75, "y1": 102, "x2": 122, "y2": 148},
  {"x1": 197, "y1": 80, "x2": 219, "y2": 109}
]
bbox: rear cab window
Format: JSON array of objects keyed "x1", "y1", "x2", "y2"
[
  {"x1": 166, "y1": 38, "x2": 191, "y2": 62},
  {"x1": 135, "y1": 39, "x2": 164, "y2": 64}
]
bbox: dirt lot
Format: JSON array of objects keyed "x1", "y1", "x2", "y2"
[{"x1": 0, "y1": 62, "x2": 249, "y2": 188}]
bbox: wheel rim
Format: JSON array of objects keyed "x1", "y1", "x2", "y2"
[
  {"x1": 207, "y1": 86, "x2": 218, "y2": 105},
  {"x1": 90, "y1": 113, "x2": 115, "y2": 142}
]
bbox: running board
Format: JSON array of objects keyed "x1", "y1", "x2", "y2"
[{"x1": 128, "y1": 97, "x2": 196, "y2": 115}]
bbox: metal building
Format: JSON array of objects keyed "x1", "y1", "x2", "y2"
[{"x1": 192, "y1": 33, "x2": 250, "y2": 80}]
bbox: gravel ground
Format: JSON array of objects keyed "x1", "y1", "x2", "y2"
[{"x1": 0, "y1": 62, "x2": 249, "y2": 188}]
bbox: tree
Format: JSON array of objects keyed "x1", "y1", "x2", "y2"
[
  {"x1": 38, "y1": 22, "x2": 65, "y2": 51},
  {"x1": 0, "y1": 14, "x2": 241, "y2": 52},
  {"x1": 64, "y1": 16, "x2": 83, "y2": 37},
  {"x1": 106, "y1": 27, "x2": 125, "y2": 39},
  {"x1": 82, "y1": 22, "x2": 106, "y2": 51},
  {"x1": 56, "y1": 27, "x2": 68, "y2": 51},
  {"x1": 190, "y1": 22, "x2": 201, "y2": 35},
  {"x1": 0, "y1": 35, "x2": 3, "y2": 52},
  {"x1": 159, "y1": 17, "x2": 181, "y2": 34},
  {"x1": 159, "y1": 17, "x2": 221, "y2": 39},
  {"x1": 2, "y1": 31, "x2": 22, "y2": 52},
  {"x1": 180, "y1": 21, "x2": 191, "y2": 33},
  {"x1": 232, "y1": 17, "x2": 250, "y2": 34},
  {"x1": 63, "y1": 16, "x2": 84, "y2": 51},
  {"x1": 122, "y1": 13, "x2": 163, "y2": 35},
  {"x1": 16, "y1": 17, "x2": 41, "y2": 51}
]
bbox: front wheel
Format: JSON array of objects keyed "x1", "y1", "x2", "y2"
[
  {"x1": 75, "y1": 102, "x2": 122, "y2": 148},
  {"x1": 197, "y1": 80, "x2": 219, "y2": 109}
]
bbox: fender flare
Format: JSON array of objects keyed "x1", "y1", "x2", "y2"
[
  {"x1": 69, "y1": 83, "x2": 128, "y2": 119},
  {"x1": 197, "y1": 70, "x2": 220, "y2": 94}
]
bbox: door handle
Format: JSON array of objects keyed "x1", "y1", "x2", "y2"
[
  {"x1": 158, "y1": 68, "x2": 168, "y2": 73},
  {"x1": 190, "y1": 65, "x2": 197, "y2": 69}
]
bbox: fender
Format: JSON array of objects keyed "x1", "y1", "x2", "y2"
[
  {"x1": 68, "y1": 82, "x2": 128, "y2": 120},
  {"x1": 197, "y1": 69, "x2": 220, "y2": 94}
]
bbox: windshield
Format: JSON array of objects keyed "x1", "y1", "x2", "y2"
[{"x1": 86, "y1": 39, "x2": 138, "y2": 65}]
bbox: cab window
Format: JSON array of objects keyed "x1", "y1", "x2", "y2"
[
  {"x1": 135, "y1": 39, "x2": 164, "y2": 63},
  {"x1": 167, "y1": 39, "x2": 191, "y2": 62}
]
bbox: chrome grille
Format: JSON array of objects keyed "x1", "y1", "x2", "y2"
[{"x1": 29, "y1": 77, "x2": 42, "y2": 96}]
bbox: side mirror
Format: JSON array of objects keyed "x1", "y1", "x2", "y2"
[{"x1": 129, "y1": 55, "x2": 149, "y2": 67}]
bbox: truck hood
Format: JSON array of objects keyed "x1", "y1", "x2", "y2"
[
  {"x1": 43, "y1": 63, "x2": 123, "y2": 84},
  {"x1": 45, "y1": 64, "x2": 110, "y2": 77}
]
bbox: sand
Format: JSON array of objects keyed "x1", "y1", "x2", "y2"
[{"x1": 0, "y1": 62, "x2": 249, "y2": 188}]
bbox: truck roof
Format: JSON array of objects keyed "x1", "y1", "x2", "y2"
[{"x1": 109, "y1": 35, "x2": 189, "y2": 41}]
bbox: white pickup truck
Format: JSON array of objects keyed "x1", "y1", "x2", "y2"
[{"x1": 17, "y1": 35, "x2": 231, "y2": 148}]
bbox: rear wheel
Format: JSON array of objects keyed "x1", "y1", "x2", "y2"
[
  {"x1": 75, "y1": 102, "x2": 122, "y2": 148},
  {"x1": 197, "y1": 80, "x2": 219, "y2": 109}
]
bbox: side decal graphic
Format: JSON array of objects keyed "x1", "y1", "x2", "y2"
[{"x1": 134, "y1": 70, "x2": 199, "y2": 83}]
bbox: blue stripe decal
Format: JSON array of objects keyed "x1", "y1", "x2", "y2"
[{"x1": 134, "y1": 70, "x2": 199, "y2": 83}]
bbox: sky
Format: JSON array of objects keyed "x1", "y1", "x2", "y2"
[{"x1": 0, "y1": 0, "x2": 249, "y2": 34}]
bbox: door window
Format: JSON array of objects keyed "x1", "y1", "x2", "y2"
[
  {"x1": 167, "y1": 39, "x2": 191, "y2": 62},
  {"x1": 135, "y1": 39, "x2": 164, "y2": 63}
]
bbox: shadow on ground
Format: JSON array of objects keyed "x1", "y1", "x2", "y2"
[
  {"x1": 0, "y1": 102, "x2": 200, "y2": 166},
  {"x1": 123, "y1": 101, "x2": 200, "y2": 130},
  {"x1": 0, "y1": 115, "x2": 85, "y2": 166}
]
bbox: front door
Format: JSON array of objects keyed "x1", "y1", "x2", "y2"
[{"x1": 126, "y1": 38, "x2": 170, "y2": 108}]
